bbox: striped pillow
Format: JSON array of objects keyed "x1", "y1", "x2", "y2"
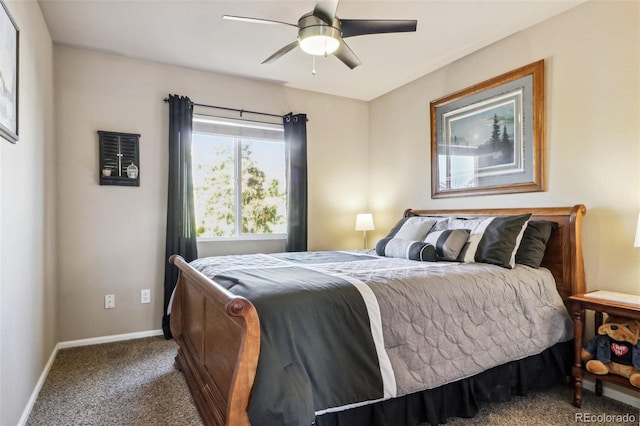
[
  {"x1": 445, "y1": 217, "x2": 494, "y2": 262},
  {"x1": 444, "y1": 214, "x2": 531, "y2": 268},
  {"x1": 423, "y1": 229, "x2": 470, "y2": 261},
  {"x1": 375, "y1": 238, "x2": 437, "y2": 262}
]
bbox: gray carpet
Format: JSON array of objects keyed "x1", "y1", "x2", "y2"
[
  {"x1": 27, "y1": 336, "x2": 202, "y2": 426},
  {"x1": 27, "y1": 337, "x2": 639, "y2": 425}
]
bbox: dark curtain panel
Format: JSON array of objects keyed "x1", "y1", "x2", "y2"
[
  {"x1": 163, "y1": 94, "x2": 198, "y2": 339},
  {"x1": 283, "y1": 113, "x2": 308, "y2": 252}
]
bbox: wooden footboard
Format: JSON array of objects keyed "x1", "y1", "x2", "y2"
[{"x1": 169, "y1": 255, "x2": 260, "y2": 426}]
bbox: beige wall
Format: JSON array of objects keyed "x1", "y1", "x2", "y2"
[
  {"x1": 0, "y1": 2, "x2": 56, "y2": 425},
  {"x1": 54, "y1": 47, "x2": 370, "y2": 341},
  {"x1": 6, "y1": 0, "x2": 639, "y2": 420},
  {"x1": 369, "y1": 1, "x2": 640, "y2": 295}
]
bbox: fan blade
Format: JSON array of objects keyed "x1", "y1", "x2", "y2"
[
  {"x1": 223, "y1": 15, "x2": 298, "y2": 28},
  {"x1": 334, "y1": 41, "x2": 361, "y2": 69},
  {"x1": 262, "y1": 41, "x2": 299, "y2": 64},
  {"x1": 341, "y1": 19, "x2": 417, "y2": 38},
  {"x1": 313, "y1": 0, "x2": 339, "y2": 25}
]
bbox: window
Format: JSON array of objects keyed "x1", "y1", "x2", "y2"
[{"x1": 192, "y1": 115, "x2": 287, "y2": 239}]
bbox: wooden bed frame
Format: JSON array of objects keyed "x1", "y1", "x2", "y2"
[{"x1": 169, "y1": 204, "x2": 587, "y2": 426}]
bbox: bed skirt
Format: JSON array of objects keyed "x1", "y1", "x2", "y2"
[{"x1": 314, "y1": 340, "x2": 573, "y2": 426}]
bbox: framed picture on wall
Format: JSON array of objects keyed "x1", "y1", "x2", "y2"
[
  {"x1": 0, "y1": 0, "x2": 19, "y2": 143},
  {"x1": 430, "y1": 60, "x2": 545, "y2": 198}
]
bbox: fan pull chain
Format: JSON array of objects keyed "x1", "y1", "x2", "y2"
[{"x1": 312, "y1": 55, "x2": 316, "y2": 76}]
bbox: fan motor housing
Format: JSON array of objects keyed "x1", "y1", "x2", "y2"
[{"x1": 297, "y1": 13, "x2": 342, "y2": 37}]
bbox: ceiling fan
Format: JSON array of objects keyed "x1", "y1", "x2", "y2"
[{"x1": 223, "y1": 0, "x2": 417, "y2": 69}]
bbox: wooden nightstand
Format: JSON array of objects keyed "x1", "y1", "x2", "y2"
[{"x1": 568, "y1": 291, "x2": 640, "y2": 408}]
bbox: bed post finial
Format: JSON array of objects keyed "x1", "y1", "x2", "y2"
[{"x1": 227, "y1": 297, "x2": 253, "y2": 317}]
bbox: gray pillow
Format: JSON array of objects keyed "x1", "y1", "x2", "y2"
[{"x1": 515, "y1": 220, "x2": 557, "y2": 268}]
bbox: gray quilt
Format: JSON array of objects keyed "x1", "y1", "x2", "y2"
[{"x1": 189, "y1": 251, "x2": 573, "y2": 426}]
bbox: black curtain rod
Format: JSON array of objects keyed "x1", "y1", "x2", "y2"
[
  {"x1": 193, "y1": 102, "x2": 282, "y2": 119},
  {"x1": 163, "y1": 97, "x2": 282, "y2": 119}
]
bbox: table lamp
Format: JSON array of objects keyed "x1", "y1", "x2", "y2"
[{"x1": 355, "y1": 213, "x2": 375, "y2": 249}]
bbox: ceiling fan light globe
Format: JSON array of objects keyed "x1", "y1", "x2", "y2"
[
  {"x1": 299, "y1": 35, "x2": 340, "y2": 55},
  {"x1": 298, "y1": 25, "x2": 341, "y2": 56}
]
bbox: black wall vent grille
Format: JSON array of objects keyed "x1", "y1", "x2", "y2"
[{"x1": 98, "y1": 130, "x2": 140, "y2": 186}]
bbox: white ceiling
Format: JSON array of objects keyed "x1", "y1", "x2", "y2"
[{"x1": 38, "y1": 0, "x2": 585, "y2": 101}]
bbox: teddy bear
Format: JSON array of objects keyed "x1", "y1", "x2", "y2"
[{"x1": 581, "y1": 314, "x2": 640, "y2": 388}]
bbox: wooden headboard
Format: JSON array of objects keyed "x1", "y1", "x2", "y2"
[{"x1": 402, "y1": 205, "x2": 587, "y2": 300}]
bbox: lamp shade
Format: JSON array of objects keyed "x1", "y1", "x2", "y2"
[
  {"x1": 355, "y1": 213, "x2": 375, "y2": 231},
  {"x1": 635, "y1": 213, "x2": 640, "y2": 248}
]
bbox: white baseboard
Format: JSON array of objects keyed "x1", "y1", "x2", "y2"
[
  {"x1": 17, "y1": 343, "x2": 60, "y2": 426},
  {"x1": 57, "y1": 329, "x2": 164, "y2": 349},
  {"x1": 17, "y1": 329, "x2": 164, "y2": 425},
  {"x1": 582, "y1": 377, "x2": 640, "y2": 408}
]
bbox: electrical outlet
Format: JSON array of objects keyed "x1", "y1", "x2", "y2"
[
  {"x1": 105, "y1": 294, "x2": 115, "y2": 309},
  {"x1": 141, "y1": 289, "x2": 151, "y2": 304}
]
